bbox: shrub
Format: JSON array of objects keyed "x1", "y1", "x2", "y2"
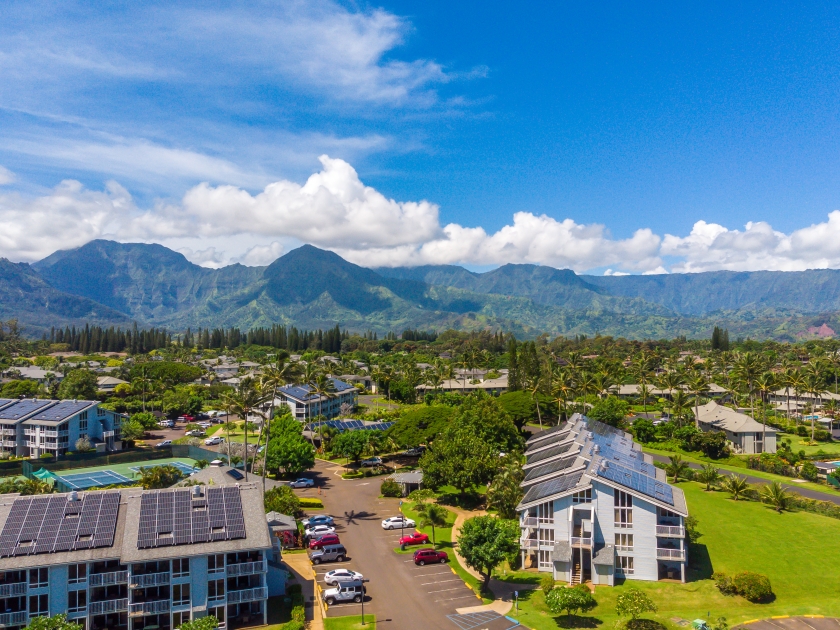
[
  {"x1": 381, "y1": 479, "x2": 402, "y2": 497},
  {"x1": 540, "y1": 573, "x2": 556, "y2": 594},
  {"x1": 713, "y1": 572, "x2": 736, "y2": 595},
  {"x1": 732, "y1": 571, "x2": 773, "y2": 602},
  {"x1": 796, "y1": 425, "x2": 808, "y2": 436},
  {"x1": 279, "y1": 623, "x2": 304, "y2": 630},
  {"x1": 299, "y1": 498, "x2": 324, "y2": 509},
  {"x1": 799, "y1": 461, "x2": 819, "y2": 482}
]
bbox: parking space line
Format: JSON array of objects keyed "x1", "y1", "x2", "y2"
[
  {"x1": 420, "y1": 578, "x2": 463, "y2": 585},
  {"x1": 434, "y1": 594, "x2": 480, "y2": 603},
  {"x1": 427, "y1": 587, "x2": 470, "y2": 594},
  {"x1": 412, "y1": 571, "x2": 451, "y2": 578}
]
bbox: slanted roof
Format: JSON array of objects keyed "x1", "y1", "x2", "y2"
[
  {"x1": 266, "y1": 511, "x2": 297, "y2": 531},
  {"x1": 24, "y1": 400, "x2": 98, "y2": 426},
  {"x1": 389, "y1": 471, "x2": 423, "y2": 485},
  {"x1": 552, "y1": 541, "x2": 572, "y2": 562},
  {"x1": 97, "y1": 376, "x2": 127, "y2": 387},
  {"x1": 593, "y1": 544, "x2": 615, "y2": 567},
  {"x1": 695, "y1": 401, "x2": 776, "y2": 435},
  {"x1": 0, "y1": 399, "x2": 57, "y2": 424},
  {"x1": 278, "y1": 378, "x2": 356, "y2": 403}
]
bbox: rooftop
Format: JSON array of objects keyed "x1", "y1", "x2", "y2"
[{"x1": 695, "y1": 401, "x2": 777, "y2": 434}]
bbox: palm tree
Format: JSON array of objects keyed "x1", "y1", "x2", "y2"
[
  {"x1": 733, "y1": 351, "x2": 763, "y2": 427},
  {"x1": 760, "y1": 481, "x2": 791, "y2": 513},
  {"x1": 637, "y1": 383, "x2": 652, "y2": 418},
  {"x1": 670, "y1": 390, "x2": 691, "y2": 427},
  {"x1": 721, "y1": 474, "x2": 750, "y2": 501},
  {"x1": 754, "y1": 371, "x2": 777, "y2": 449},
  {"x1": 592, "y1": 371, "x2": 615, "y2": 399},
  {"x1": 225, "y1": 378, "x2": 268, "y2": 481},
  {"x1": 259, "y1": 353, "x2": 300, "y2": 492},
  {"x1": 687, "y1": 374, "x2": 707, "y2": 429},
  {"x1": 696, "y1": 463, "x2": 722, "y2": 491},
  {"x1": 576, "y1": 371, "x2": 595, "y2": 413},
  {"x1": 415, "y1": 502, "x2": 449, "y2": 549},
  {"x1": 551, "y1": 366, "x2": 575, "y2": 423},
  {"x1": 665, "y1": 455, "x2": 690, "y2": 483}
]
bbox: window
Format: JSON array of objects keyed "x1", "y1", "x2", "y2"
[
  {"x1": 572, "y1": 489, "x2": 592, "y2": 504},
  {"x1": 208, "y1": 579, "x2": 225, "y2": 599},
  {"x1": 207, "y1": 607, "x2": 225, "y2": 628},
  {"x1": 173, "y1": 611, "x2": 191, "y2": 628},
  {"x1": 97, "y1": 407, "x2": 105, "y2": 417},
  {"x1": 172, "y1": 558, "x2": 190, "y2": 578},
  {"x1": 614, "y1": 490, "x2": 633, "y2": 529},
  {"x1": 29, "y1": 594, "x2": 48, "y2": 618},
  {"x1": 538, "y1": 528, "x2": 555, "y2": 546},
  {"x1": 68, "y1": 564, "x2": 86, "y2": 584},
  {"x1": 80, "y1": 411, "x2": 88, "y2": 421},
  {"x1": 616, "y1": 556, "x2": 634, "y2": 575},
  {"x1": 537, "y1": 502, "x2": 554, "y2": 524},
  {"x1": 615, "y1": 533, "x2": 634, "y2": 552},
  {"x1": 538, "y1": 549, "x2": 553, "y2": 569},
  {"x1": 29, "y1": 568, "x2": 48, "y2": 588},
  {"x1": 172, "y1": 584, "x2": 190, "y2": 606},
  {"x1": 68, "y1": 590, "x2": 86, "y2": 613},
  {"x1": 79, "y1": 419, "x2": 88, "y2": 431}
]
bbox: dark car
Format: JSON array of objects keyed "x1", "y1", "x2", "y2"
[
  {"x1": 413, "y1": 548, "x2": 448, "y2": 565},
  {"x1": 309, "y1": 533, "x2": 341, "y2": 549}
]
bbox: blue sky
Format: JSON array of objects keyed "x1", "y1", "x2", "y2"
[{"x1": 2, "y1": 1, "x2": 840, "y2": 273}]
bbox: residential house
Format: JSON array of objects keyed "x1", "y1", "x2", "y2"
[
  {"x1": 416, "y1": 372, "x2": 509, "y2": 396},
  {"x1": 97, "y1": 377, "x2": 128, "y2": 392},
  {"x1": 275, "y1": 378, "x2": 358, "y2": 421},
  {"x1": 694, "y1": 401, "x2": 777, "y2": 454}
]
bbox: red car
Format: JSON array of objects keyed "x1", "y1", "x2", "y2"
[
  {"x1": 414, "y1": 548, "x2": 448, "y2": 565},
  {"x1": 399, "y1": 531, "x2": 429, "y2": 547},
  {"x1": 309, "y1": 534, "x2": 341, "y2": 549}
]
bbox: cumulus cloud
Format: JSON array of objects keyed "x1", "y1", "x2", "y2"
[
  {"x1": 0, "y1": 166, "x2": 15, "y2": 185},
  {"x1": 235, "y1": 242, "x2": 287, "y2": 267}
]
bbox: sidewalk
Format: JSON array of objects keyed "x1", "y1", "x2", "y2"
[{"x1": 283, "y1": 553, "x2": 324, "y2": 630}]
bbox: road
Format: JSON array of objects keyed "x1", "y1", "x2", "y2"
[{"x1": 292, "y1": 460, "x2": 485, "y2": 630}]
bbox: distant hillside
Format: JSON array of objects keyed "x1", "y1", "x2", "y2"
[{"x1": 10, "y1": 240, "x2": 840, "y2": 340}]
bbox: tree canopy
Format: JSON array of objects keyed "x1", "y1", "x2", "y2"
[{"x1": 456, "y1": 515, "x2": 519, "y2": 591}]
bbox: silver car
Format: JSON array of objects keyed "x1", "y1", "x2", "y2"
[{"x1": 324, "y1": 569, "x2": 363, "y2": 585}]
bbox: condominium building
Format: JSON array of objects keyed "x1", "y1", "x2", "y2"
[
  {"x1": 0, "y1": 479, "x2": 276, "y2": 630},
  {"x1": 275, "y1": 378, "x2": 358, "y2": 420},
  {"x1": 0, "y1": 399, "x2": 123, "y2": 458},
  {"x1": 517, "y1": 415, "x2": 688, "y2": 585}
]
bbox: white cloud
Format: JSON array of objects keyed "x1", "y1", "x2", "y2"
[
  {"x1": 604, "y1": 269, "x2": 630, "y2": 276},
  {"x1": 235, "y1": 242, "x2": 286, "y2": 267},
  {"x1": 0, "y1": 166, "x2": 14, "y2": 185}
]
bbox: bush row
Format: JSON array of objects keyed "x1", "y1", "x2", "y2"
[{"x1": 713, "y1": 571, "x2": 773, "y2": 602}]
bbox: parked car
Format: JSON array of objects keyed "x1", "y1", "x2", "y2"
[
  {"x1": 303, "y1": 515, "x2": 335, "y2": 528},
  {"x1": 204, "y1": 436, "x2": 224, "y2": 446},
  {"x1": 308, "y1": 534, "x2": 340, "y2": 549},
  {"x1": 182, "y1": 415, "x2": 195, "y2": 422},
  {"x1": 158, "y1": 420, "x2": 174, "y2": 428},
  {"x1": 308, "y1": 544, "x2": 347, "y2": 565},
  {"x1": 381, "y1": 516, "x2": 415, "y2": 530},
  {"x1": 399, "y1": 531, "x2": 429, "y2": 547},
  {"x1": 323, "y1": 569, "x2": 363, "y2": 585},
  {"x1": 403, "y1": 447, "x2": 425, "y2": 457},
  {"x1": 413, "y1": 548, "x2": 448, "y2": 566},
  {"x1": 198, "y1": 421, "x2": 212, "y2": 429},
  {"x1": 361, "y1": 456, "x2": 383, "y2": 467},
  {"x1": 185, "y1": 430, "x2": 206, "y2": 437},
  {"x1": 304, "y1": 525, "x2": 336, "y2": 539},
  {"x1": 156, "y1": 440, "x2": 172, "y2": 447},
  {"x1": 322, "y1": 579, "x2": 365, "y2": 605},
  {"x1": 289, "y1": 478, "x2": 315, "y2": 488}
]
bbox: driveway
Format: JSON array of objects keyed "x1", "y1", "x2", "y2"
[{"x1": 290, "y1": 460, "x2": 485, "y2": 630}]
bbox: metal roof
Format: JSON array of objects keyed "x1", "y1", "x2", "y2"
[
  {"x1": 0, "y1": 399, "x2": 57, "y2": 422},
  {"x1": 29, "y1": 400, "x2": 96, "y2": 423}
]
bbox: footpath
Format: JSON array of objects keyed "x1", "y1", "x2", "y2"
[{"x1": 283, "y1": 553, "x2": 325, "y2": 630}]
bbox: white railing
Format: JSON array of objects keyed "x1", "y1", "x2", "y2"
[
  {"x1": 521, "y1": 517, "x2": 538, "y2": 528},
  {"x1": 89, "y1": 599, "x2": 129, "y2": 615},
  {"x1": 0, "y1": 582, "x2": 26, "y2": 597},
  {"x1": 226, "y1": 560, "x2": 266, "y2": 577},
  {"x1": 656, "y1": 548, "x2": 685, "y2": 561},
  {"x1": 571, "y1": 537, "x2": 592, "y2": 546},
  {"x1": 0, "y1": 611, "x2": 27, "y2": 626},
  {"x1": 42, "y1": 430, "x2": 68, "y2": 438},
  {"x1": 226, "y1": 587, "x2": 267, "y2": 604},
  {"x1": 129, "y1": 600, "x2": 170, "y2": 616},
  {"x1": 1, "y1": 441, "x2": 15, "y2": 448},
  {"x1": 656, "y1": 525, "x2": 685, "y2": 537},
  {"x1": 129, "y1": 572, "x2": 169, "y2": 587},
  {"x1": 519, "y1": 538, "x2": 539, "y2": 549},
  {"x1": 208, "y1": 595, "x2": 226, "y2": 607},
  {"x1": 89, "y1": 571, "x2": 128, "y2": 586},
  {"x1": 615, "y1": 545, "x2": 633, "y2": 553}
]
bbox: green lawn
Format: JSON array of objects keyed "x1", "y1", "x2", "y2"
[
  {"x1": 776, "y1": 432, "x2": 840, "y2": 457},
  {"x1": 323, "y1": 615, "x2": 376, "y2": 629},
  {"x1": 509, "y1": 481, "x2": 840, "y2": 630}
]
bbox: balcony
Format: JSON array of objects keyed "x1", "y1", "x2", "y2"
[
  {"x1": 89, "y1": 599, "x2": 129, "y2": 615},
  {"x1": 89, "y1": 571, "x2": 129, "y2": 586},
  {"x1": 656, "y1": 525, "x2": 685, "y2": 538},
  {"x1": 128, "y1": 600, "x2": 170, "y2": 616},
  {"x1": 226, "y1": 560, "x2": 266, "y2": 577},
  {"x1": 0, "y1": 582, "x2": 26, "y2": 597},
  {"x1": 129, "y1": 572, "x2": 169, "y2": 587},
  {"x1": 521, "y1": 517, "x2": 538, "y2": 528},
  {"x1": 656, "y1": 548, "x2": 686, "y2": 561},
  {"x1": 207, "y1": 594, "x2": 226, "y2": 607},
  {"x1": 227, "y1": 587, "x2": 267, "y2": 604},
  {"x1": 571, "y1": 537, "x2": 592, "y2": 547},
  {"x1": 0, "y1": 611, "x2": 27, "y2": 627},
  {"x1": 519, "y1": 538, "x2": 539, "y2": 549},
  {"x1": 42, "y1": 430, "x2": 68, "y2": 438},
  {"x1": 1, "y1": 441, "x2": 15, "y2": 448}
]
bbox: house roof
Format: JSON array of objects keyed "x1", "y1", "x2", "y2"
[
  {"x1": 0, "y1": 399, "x2": 58, "y2": 424},
  {"x1": 552, "y1": 541, "x2": 572, "y2": 562},
  {"x1": 389, "y1": 471, "x2": 423, "y2": 485},
  {"x1": 97, "y1": 376, "x2": 127, "y2": 387},
  {"x1": 694, "y1": 401, "x2": 776, "y2": 435},
  {"x1": 266, "y1": 511, "x2": 297, "y2": 531},
  {"x1": 593, "y1": 544, "x2": 615, "y2": 567},
  {"x1": 278, "y1": 378, "x2": 356, "y2": 403}
]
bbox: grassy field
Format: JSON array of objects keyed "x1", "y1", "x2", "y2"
[
  {"x1": 776, "y1": 432, "x2": 840, "y2": 457},
  {"x1": 323, "y1": 615, "x2": 377, "y2": 629},
  {"x1": 509, "y1": 480, "x2": 840, "y2": 629}
]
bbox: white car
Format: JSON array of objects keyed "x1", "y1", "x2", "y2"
[
  {"x1": 204, "y1": 436, "x2": 224, "y2": 446},
  {"x1": 289, "y1": 478, "x2": 315, "y2": 488},
  {"x1": 156, "y1": 440, "x2": 172, "y2": 447},
  {"x1": 381, "y1": 516, "x2": 415, "y2": 530},
  {"x1": 305, "y1": 525, "x2": 336, "y2": 539},
  {"x1": 324, "y1": 569, "x2": 364, "y2": 585},
  {"x1": 198, "y1": 421, "x2": 212, "y2": 429}
]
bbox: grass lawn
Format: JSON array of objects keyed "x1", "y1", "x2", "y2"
[
  {"x1": 776, "y1": 432, "x2": 840, "y2": 457},
  {"x1": 397, "y1": 498, "x2": 491, "y2": 604},
  {"x1": 323, "y1": 615, "x2": 376, "y2": 629},
  {"x1": 509, "y1": 480, "x2": 840, "y2": 630},
  {"x1": 264, "y1": 595, "x2": 292, "y2": 628}
]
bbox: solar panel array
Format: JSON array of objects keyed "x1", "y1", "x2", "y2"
[
  {"x1": 305, "y1": 419, "x2": 394, "y2": 433},
  {"x1": 593, "y1": 443, "x2": 657, "y2": 476},
  {"x1": 137, "y1": 487, "x2": 246, "y2": 549},
  {"x1": 526, "y1": 424, "x2": 569, "y2": 445},
  {"x1": 521, "y1": 471, "x2": 584, "y2": 505},
  {"x1": 0, "y1": 492, "x2": 119, "y2": 557},
  {"x1": 0, "y1": 399, "x2": 55, "y2": 421},
  {"x1": 30, "y1": 401, "x2": 93, "y2": 422},
  {"x1": 523, "y1": 455, "x2": 577, "y2": 483},
  {"x1": 525, "y1": 442, "x2": 571, "y2": 466},
  {"x1": 225, "y1": 469, "x2": 244, "y2": 480},
  {"x1": 595, "y1": 461, "x2": 674, "y2": 506}
]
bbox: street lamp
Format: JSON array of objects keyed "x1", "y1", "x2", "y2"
[{"x1": 360, "y1": 578, "x2": 371, "y2": 625}]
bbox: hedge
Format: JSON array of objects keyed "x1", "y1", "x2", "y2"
[{"x1": 299, "y1": 498, "x2": 324, "y2": 508}]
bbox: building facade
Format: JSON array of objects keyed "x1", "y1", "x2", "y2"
[
  {"x1": 694, "y1": 401, "x2": 777, "y2": 454},
  {"x1": 518, "y1": 415, "x2": 688, "y2": 585},
  {"x1": 275, "y1": 378, "x2": 358, "y2": 420},
  {"x1": 0, "y1": 399, "x2": 123, "y2": 458},
  {"x1": 0, "y1": 480, "x2": 276, "y2": 630}
]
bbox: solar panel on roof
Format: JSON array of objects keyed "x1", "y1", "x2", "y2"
[
  {"x1": 596, "y1": 461, "x2": 674, "y2": 506},
  {"x1": 30, "y1": 400, "x2": 93, "y2": 422},
  {"x1": 226, "y1": 469, "x2": 244, "y2": 480},
  {"x1": 136, "y1": 487, "x2": 247, "y2": 549},
  {"x1": 0, "y1": 492, "x2": 120, "y2": 557},
  {"x1": 0, "y1": 399, "x2": 55, "y2": 421},
  {"x1": 525, "y1": 442, "x2": 572, "y2": 466},
  {"x1": 523, "y1": 456, "x2": 577, "y2": 483},
  {"x1": 521, "y1": 471, "x2": 584, "y2": 504}
]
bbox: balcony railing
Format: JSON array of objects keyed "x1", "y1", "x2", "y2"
[
  {"x1": 571, "y1": 537, "x2": 592, "y2": 547},
  {"x1": 0, "y1": 582, "x2": 26, "y2": 597},
  {"x1": 42, "y1": 430, "x2": 68, "y2": 438},
  {"x1": 521, "y1": 517, "x2": 538, "y2": 528},
  {"x1": 1, "y1": 441, "x2": 15, "y2": 448},
  {"x1": 519, "y1": 538, "x2": 539, "y2": 549},
  {"x1": 615, "y1": 545, "x2": 633, "y2": 553},
  {"x1": 656, "y1": 548, "x2": 686, "y2": 561},
  {"x1": 655, "y1": 525, "x2": 685, "y2": 537},
  {"x1": 89, "y1": 599, "x2": 129, "y2": 615},
  {"x1": 207, "y1": 595, "x2": 226, "y2": 607},
  {"x1": 89, "y1": 571, "x2": 128, "y2": 586},
  {"x1": 129, "y1": 600, "x2": 170, "y2": 616},
  {"x1": 226, "y1": 560, "x2": 266, "y2": 577},
  {"x1": 0, "y1": 611, "x2": 28, "y2": 626},
  {"x1": 226, "y1": 587, "x2": 267, "y2": 604},
  {"x1": 129, "y1": 572, "x2": 169, "y2": 587}
]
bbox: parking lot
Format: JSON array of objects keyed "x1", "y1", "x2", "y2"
[{"x1": 291, "y1": 460, "x2": 486, "y2": 630}]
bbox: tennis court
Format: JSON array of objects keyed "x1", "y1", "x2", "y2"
[
  {"x1": 129, "y1": 461, "x2": 196, "y2": 476},
  {"x1": 54, "y1": 469, "x2": 133, "y2": 491}
]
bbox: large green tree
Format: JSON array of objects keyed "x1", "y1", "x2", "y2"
[
  {"x1": 57, "y1": 369, "x2": 98, "y2": 400},
  {"x1": 546, "y1": 585, "x2": 597, "y2": 619},
  {"x1": 24, "y1": 614, "x2": 83, "y2": 630},
  {"x1": 332, "y1": 430, "x2": 369, "y2": 464},
  {"x1": 497, "y1": 391, "x2": 536, "y2": 430},
  {"x1": 457, "y1": 515, "x2": 519, "y2": 591},
  {"x1": 264, "y1": 485, "x2": 301, "y2": 516}
]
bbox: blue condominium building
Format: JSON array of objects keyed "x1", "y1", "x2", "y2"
[{"x1": 275, "y1": 378, "x2": 358, "y2": 420}]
